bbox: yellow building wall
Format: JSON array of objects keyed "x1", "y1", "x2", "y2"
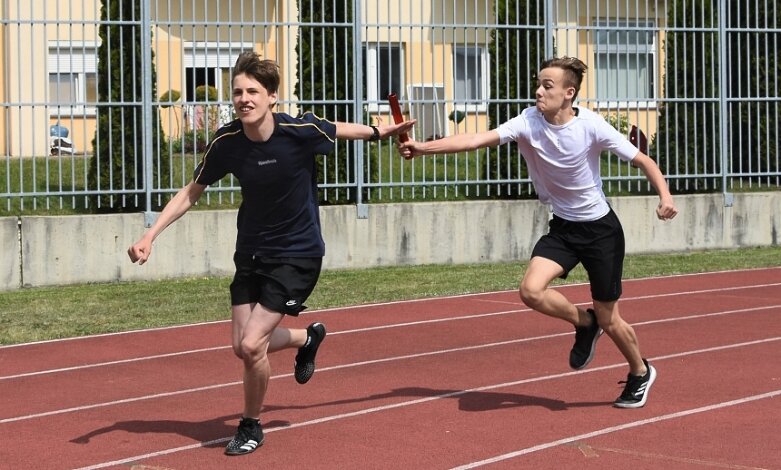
[
  {"x1": 2, "y1": 0, "x2": 666, "y2": 156},
  {"x1": 364, "y1": 1, "x2": 493, "y2": 135},
  {"x1": 2, "y1": 1, "x2": 100, "y2": 157},
  {"x1": 552, "y1": 0, "x2": 665, "y2": 142},
  {"x1": 0, "y1": 2, "x2": 6, "y2": 155},
  {"x1": 3, "y1": 0, "x2": 285, "y2": 157}
]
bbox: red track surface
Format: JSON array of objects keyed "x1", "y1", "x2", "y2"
[{"x1": 1, "y1": 268, "x2": 780, "y2": 469}]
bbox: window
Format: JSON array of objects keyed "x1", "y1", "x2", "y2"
[
  {"x1": 184, "y1": 65, "x2": 232, "y2": 103},
  {"x1": 363, "y1": 43, "x2": 405, "y2": 111},
  {"x1": 452, "y1": 46, "x2": 488, "y2": 111},
  {"x1": 594, "y1": 20, "x2": 656, "y2": 103},
  {"x1": 183, "y1": 43, "x2": 251, "y2": 129},
  {"x1": 48, "y1": 42, "x2": 98, "y2": 116}
]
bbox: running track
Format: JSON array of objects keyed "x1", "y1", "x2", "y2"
[{"x1": 1, "y1": 268, "x2": 780, "y2": 469}]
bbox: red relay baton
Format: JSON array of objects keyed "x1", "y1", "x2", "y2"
[{"x1": 387, "y1": 93, "x2": 409, "y2": 143}]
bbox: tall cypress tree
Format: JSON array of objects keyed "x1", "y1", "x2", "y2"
[
  {"x1": 652, "y1": 1, "x2": 719, "y2": 192},
  {"x1": 295, "y1": 0, "x2": 356, "y2": 203},
  {"x1": 727, "y1": 1, "x2": 781, "y2": 182},
  {"x1": 485, "y1": 0, "x2": 544, "y2": 198},
  {"x1": 89, "y1": 0, "x2": 169, "y2": 211}
]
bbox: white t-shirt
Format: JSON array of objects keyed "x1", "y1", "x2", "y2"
[{"x1": 496, "y1": 106, "x2": 639, "y2": 221}]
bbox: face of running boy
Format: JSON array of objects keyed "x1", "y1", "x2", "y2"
[
  {"x1": 534, "y1": 66, "x2": 576, "y2": 117},
  {"x1": 232, "y1": 72, "x2": 277, "y2": 129}
]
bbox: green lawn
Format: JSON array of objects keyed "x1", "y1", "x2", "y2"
[{"x1": 1, "y1": 246, "x2": 779, "y2": 345}]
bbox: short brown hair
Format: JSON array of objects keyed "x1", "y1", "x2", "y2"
[
  {"x1": 232, "y1": 51, "x2": 280, "y2": 94},
  {"x1": 539, "y1": 57, "x2": 588, "y2": 100}
]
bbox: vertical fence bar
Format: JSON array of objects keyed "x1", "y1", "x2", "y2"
[
  {"x1": 544, "y1": 0, "x2": 553, "y2": 58},
  {"x1": 353, "y1": 0, "x2": 367, "y2": 218},
  {"x1": 141, "y1": 0, "x2": 156, "y2": 224},
  {"x1": 717, "y1": 0, "x2": 732, "y2": 205}
]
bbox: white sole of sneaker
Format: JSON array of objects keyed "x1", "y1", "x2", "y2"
[
  {"x1": 614, "y1": 364, "x2": 657, "y2": 409},
  {"x1": 224, "y1": 436, "x2": 265, "y2": 456}
]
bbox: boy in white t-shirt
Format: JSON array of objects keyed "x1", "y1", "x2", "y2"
[{"x1": 398, "y1": 57, "x2": 678, "y2": 408}]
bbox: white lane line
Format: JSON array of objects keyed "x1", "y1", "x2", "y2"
[
  {"x1": 2, "y1": 299, "x2": 779, "y2": 386},
  {"x1": 0, "y1": 346, "x2": 228, "y2": 380},
  {"x1": 3, "y1": 334, "x2": 779, "y2": 426},
  {"x1": 3, "y1": 267, "x2": 779, "y2": 351},
  {"x1": 449, "y1": 389, "x2": 781, "y2": 469},
  {"x1": 3, "y1": 284, "x2": 781, "y2": 381},
  {"x1": 1, "y1": 309, "x2": 528, "y2": 381},
  {"x1": 572, "y1": 444, "x2": 769, "y2": 470},
  {"x1": 69, "y1": 339, "x2": 781, "y2": 470}
]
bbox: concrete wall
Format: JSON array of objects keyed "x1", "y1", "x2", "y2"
[
  {"x1": 2, "y1": 192, "x2": 779, "y2": 290},
  {"x1": 1, "y1": 217, "x2": 21, "y2": 289}
]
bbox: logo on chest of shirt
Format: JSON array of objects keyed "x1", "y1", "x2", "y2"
[{"x1": 257, "y1": 159, "x2": 278, "y2": 166}]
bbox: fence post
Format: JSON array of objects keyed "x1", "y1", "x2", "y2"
[
  {"x1": 544, "y1": 0, "x2": 554, "y2": 57},
  {"x1": 717, "y1": 0, "x2": 732, "y2": 207},
  {"x1": 352, "y1": 0, "x2": 368, "y2": 219},
  {"x1": 141, "y1": 0, "x2": 157, "y2": 225}
]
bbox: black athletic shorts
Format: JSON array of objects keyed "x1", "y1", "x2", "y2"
[
  {"x1": 229, "y1": 253, "x2": 323, "y2": 316},
  {"x1": 531, "y1": 209, "x2": 625, "y2": 302}
]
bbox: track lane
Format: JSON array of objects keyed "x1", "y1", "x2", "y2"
[{"x1": 0, "y1": 268, "x2": 779, "y2": 469}]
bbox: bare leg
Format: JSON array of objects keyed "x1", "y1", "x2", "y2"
[
  {"x1": 592, "y1": 300, "x2": 647, "y2": 376},
  {"x1": 519, "y1": 256, "x2": 594, "y2": 327},
  {"x1": 230, "y1": 303, "x2": 292, "y2": 419},
  {"x1": 268, "y1": 327, "x2": 307, "y2": 353}
]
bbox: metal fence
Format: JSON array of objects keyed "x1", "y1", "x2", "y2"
[{"x1": 1, "y1": 0, "x2": 779, "y2": 217}]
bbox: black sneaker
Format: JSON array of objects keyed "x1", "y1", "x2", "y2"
[
  {"x1": 294, "y1": 322, "x2": 326, "y2": 384},
  {"x1": 224, "y1": 417, "x2": 264, "y2": 456},
  {"x1": 569, "y1": 308, "x2": 603, "y2": 369},
  {"x1": 614, "y1": 359, "x2": 657, "y2": 409}
]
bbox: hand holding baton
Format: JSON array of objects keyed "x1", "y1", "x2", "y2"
[
  {"x1": 388, "y1": 93, "x2": 415, "y2": 160},
  {"x1": 387, "y1": 93, "x2": 409, "y2": 143}
]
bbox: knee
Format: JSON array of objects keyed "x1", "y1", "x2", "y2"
[
  {"x1": 519, "y1": 283, "x2": 544, "y2": 309},
  {"x1": 594, "y1": 311, "x2": 624, "y2": 335},
  {"x1": 231, "y1": 343, "x2": 243, "y2": 359},
  {"x1": 238, "y1": 339, "x2": 268, "y2": 365}
]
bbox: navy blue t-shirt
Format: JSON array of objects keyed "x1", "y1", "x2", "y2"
[{"x1": 193, "y1": 112, "x2": 336, "y2": 257}]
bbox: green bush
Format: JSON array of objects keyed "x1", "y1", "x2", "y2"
[
  {"x1": 484, "y1": 0, "x2": 543, "y2": 199},
  {"x1": 194, "y1": 85, "x2": 218, "y2": 101},
  {"x1": 167, "y1": 129, "x2": 211, "y2": 154},
  {"x1": 88, "y1": 0, "x2": 171, "y2": 212},
  {"x1": 296, "y1": 0, "x2": 356, "y2": 204}
]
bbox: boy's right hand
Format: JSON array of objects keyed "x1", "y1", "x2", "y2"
[
  {"x1": 397, "y1": 140, "x2": 421, "y2": 160},
  {"x1": 128, "y1": 238, "x2": 153, "y2": 265}
]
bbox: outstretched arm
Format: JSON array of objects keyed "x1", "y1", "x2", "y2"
[
  {"x1": 335, "y1": 120, "x2": 416, "y2": 141},
  {"x1": 397, "y1": 130, "x2": 501, "y2": 159},
  {"x1": 127, "y1": 181, "x2": 207, "y2": 265},
  {"x1": 631, "y1": 152, "x2": 678, "y2": 220}
]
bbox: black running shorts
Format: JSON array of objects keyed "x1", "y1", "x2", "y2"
[
  {"x1": 531, "y1": 209, "x2": 625, "y2": 302},
  {"x1": 229, "y1": 253, "x2": 323, "y2": 315}
]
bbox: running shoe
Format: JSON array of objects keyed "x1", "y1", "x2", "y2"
[
  {"x1": 614, "y1": 359, "x2": 657, "y2": 408},
  {"x1": 224, "y1": 417, "x2": 264, "y2": 456},
  {"x1": 569, "y1": 308, "x2": 603, "y2": 369},
  {"x1": 294, "y1": 322, "x2": 326, "y2": 384}
]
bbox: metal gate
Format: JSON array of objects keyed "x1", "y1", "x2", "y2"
[{"x1": 1, "y1": 0, "x2": 778, "y2": 216}]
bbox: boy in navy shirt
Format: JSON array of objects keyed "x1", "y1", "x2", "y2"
[{"x1": 129, "y1": 51, "x2": 414, "y2": 456}]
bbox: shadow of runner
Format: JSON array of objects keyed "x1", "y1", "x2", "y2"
[
  {"x1": 264, "y1": 386, "x2": 610, "y2": 414},
  {"x1": 68, "y1": 413, "x2": 290, "y2": 447},
  {"x1": 67, "y1": 388, "x2": 608, "y2": 446}
]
